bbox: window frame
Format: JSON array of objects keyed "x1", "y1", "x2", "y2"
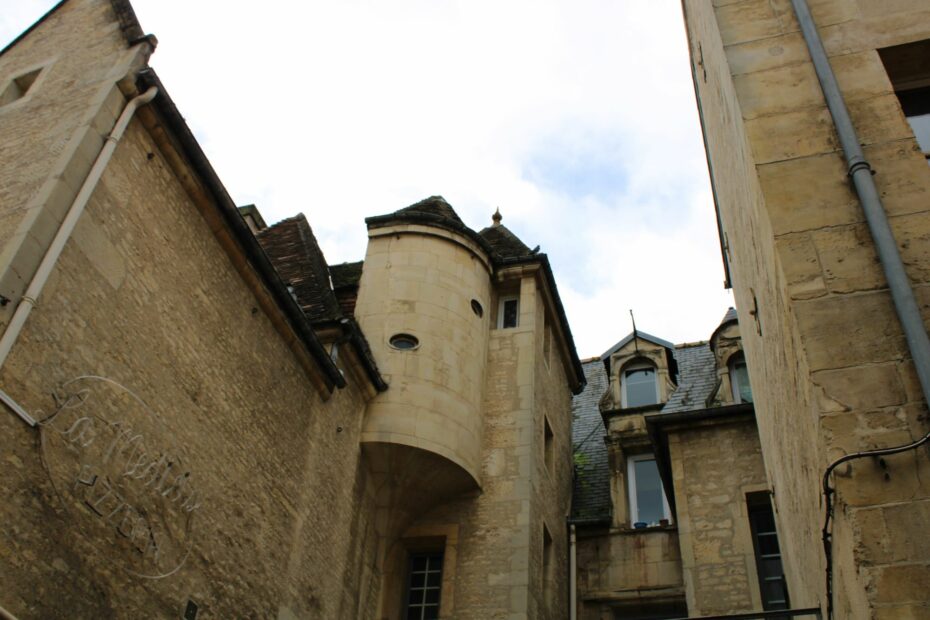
[
  {"x1": 402, "y1": 551, "x2": 444, "y2": 620},
  {"x1": 621, "y1": 362, "x2": 660, "y2": 409},
  {"x1": 747, "y1": 493, "x2": 790, "y2": 611},
  {"x1": 729, "y1": 354, "x2": 753, "y2": 404},
  {"x1": 626, "y1": 453, "x2": 671, "y2": 527},
  {"x1": 497, "y1": 295, "x2": 519, "y2": 329}
]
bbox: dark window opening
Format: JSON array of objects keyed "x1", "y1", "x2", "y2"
[
  {"x1": 389, "y1": 334, "x2": 419, "y2": 350},
  {"x1": 404, "y1": 552, "x2": 443, "y2": 620},
  {"x1": 499, "y1": 296, "x2": 519, "y2": 328},
  {"x1": 747, "y1": 492, "x2": 790, "y2": 611},
  {"x1": 879, "y1": 39, "x2": 930, "y2": 164},
  {"x1": 0, "y1": 67, "x2": 41, "y2": 107},
  {"x1": 544, "y1": 416, "x2": 554, "y2": 476},
  {"x1": 470, "y1": 299, "x2": 483, "y2": 318}
]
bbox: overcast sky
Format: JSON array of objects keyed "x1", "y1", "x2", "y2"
[{"x1": 1, "y1": 0, "x2": 733, "y2": 358}]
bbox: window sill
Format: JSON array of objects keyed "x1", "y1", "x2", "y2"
[{"x1": 619, "y1": 523, "x2": 677, "y2": 534}]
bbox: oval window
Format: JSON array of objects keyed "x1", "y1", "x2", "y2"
[
  {"x1": 389, "y1": 333, "x2": 419, "y2": 350},
  {"x1": 471, "y1": 299, "x2": 484, "y2": 318}
]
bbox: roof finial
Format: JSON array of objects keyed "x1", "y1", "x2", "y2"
[{"x1": 492, "y1": 207, "x2": 502, "y2": 227}]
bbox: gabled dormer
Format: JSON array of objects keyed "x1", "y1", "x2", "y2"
[
  {"x1": 599, "y1": 331, "x2": 679, "y2": 413},
  {"x1": 707, "y1": 308, "x2": 753, "y2": 407}
]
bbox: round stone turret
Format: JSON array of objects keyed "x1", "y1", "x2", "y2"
[{"x1": 355, "y1": 197, "x2": 493, "y2": 490}]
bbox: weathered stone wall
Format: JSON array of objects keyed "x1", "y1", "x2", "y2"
[
  {"x1": 0, "y1": 0, "x2": 149, "y2": 319},
  {"x1": 682, "y1": 0, "x2": 930, "y2": 616},
  {"x1": 529, "y1": 275, "x2": 573, "y2": 620},
  {"x1": 669, "y1": 418, "x2": 768, "y2": 615},
  {"x1": 355, "y1": 225, "x2": 493, "y2": 485},
  {"x1": 576, "y1": 384, "x2": 685, "y2": 616},
  {"x1": 398, "y1": 272, "x2": 574, "y2": 620},
  {"x1": 0, "y1": 92, "x2": 380, "y2": 620},
  {"x1": 575, "y1": 528, "x2": 684, "y2": 619}
]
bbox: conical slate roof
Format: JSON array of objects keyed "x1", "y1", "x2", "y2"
[
  {"x1": 395, "y1": 196, "x2": 464, "y2": 225},
  {"x1": 478, "y1": 224, "x2": 533, "y2": 259}
]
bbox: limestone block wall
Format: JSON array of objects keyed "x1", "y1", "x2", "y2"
[
  {"x1": 575, "y1": 529, "x2": 684, "y2": 619},
  {"x1": 682, "y1": 0, "x2": 930, "y2": 615},
  {"x1": 0, "y1": 115, "x2": 381, "y2": 619},
  {"x1": 529, "y1": 276, "x2": 573, "y2": 620},
  {"x1": 0, "y1": 0, "x2": 150, "y2": 317},
  {"x1": 395, "y1": 273, "x2": 573, "y2": 620},
  {"x1": 355, "y1": 225, "x2": 493, "y2": 485},
  {"x1": 669, "y1": 419, "x2": 769, "y2": 616}
]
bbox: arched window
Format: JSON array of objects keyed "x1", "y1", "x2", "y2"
[
  {"x1": 622, "y1": 363, "x2": 658, "y2": 408},
  {"x1": 730, "y1": 354, "x2": 753, "y2": 403}
]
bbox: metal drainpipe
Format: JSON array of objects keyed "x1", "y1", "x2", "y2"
[
  {"x1": 789, "y1": 1, "x2": 930, "y2": 617},
  {"x1": 0, "y1": 86, "x2": 158, "y2": 401},
  {"x1": 790, "y1": 0, "x2": 930, "y2": 397},
  {"x1": 569, "y1": 523, "x2": 577, "y2": 620}
]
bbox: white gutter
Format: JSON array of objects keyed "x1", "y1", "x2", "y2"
[{"x1": 0, "y1": 86, "x2": 157, "y2": 426}]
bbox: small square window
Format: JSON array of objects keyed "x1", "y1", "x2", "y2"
[
  {"x1": 627, "y1": 454, "x2": 670, "y2": 527},
  {"x1": 497, "y1": 295, "x2": 519, "y2": 329},
  {"x1": 0, "y1": 67, "x2": 42, "y2": 108}
]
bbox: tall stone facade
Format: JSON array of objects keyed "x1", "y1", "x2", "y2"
[
  {"x1": 0, "y1": 2, "x2": 584, "y2": 618},
  {"x1": 681, "y1": 0, "x2": 930, "y2": 617},
  {"x1": 572, "y1": 313, "x2": 785, "y2": 619}
]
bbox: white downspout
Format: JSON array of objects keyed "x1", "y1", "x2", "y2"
[
  {"x1": 0, "y1": 86, "x2": 157, "y2": 426},
  {"x1": 569, "y1": 523, "x2": 577, "y2": 620}
]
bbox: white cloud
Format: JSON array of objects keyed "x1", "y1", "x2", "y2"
[{"x1": 1, "y1": 0, "x2": 733, "y2": 358}]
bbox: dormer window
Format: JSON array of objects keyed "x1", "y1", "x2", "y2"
[
  {"x1": 622, "y1": 363, "x2": 658, "y2": 408},
  {"x1": 730, "y1": 355, "x2": 753, "y2": 403}
]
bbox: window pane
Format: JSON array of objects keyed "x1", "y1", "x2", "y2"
[
  {"x1": 633, "y1": 458, "x2": 665, "y2": 525},
  {"x1": 502, "y1": 299, "x2": 518, "y2": 328},
  {"x1": 733, "y1": 361, "x2": 753, "y2": 403},
  {"x1": 625, "y1": 367, "x2": 657, "y2": 407},
  {"x1": 907, "y1": 113, "x2": 930, "y2": 153}
]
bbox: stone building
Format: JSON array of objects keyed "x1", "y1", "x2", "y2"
[
  {"x1": 0, "y1": 1, "x2": 584, "y2": 618},
  {"x1": 680, "y1": 0, "x2": 930, "y2": 618},
  {"x1": 571, "y1": 310, "x2": 790, "y2": 619}
]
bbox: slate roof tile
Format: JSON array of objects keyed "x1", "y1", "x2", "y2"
[
  {"x1": 571, "y1": 359, "x2": 611, "y2": 522},
  {"x1": 478, "y1": 224, "x2": 533, "y2": 259},
  {"x1": 257, "y1": 214, "x2": 342, "y2": 323}
]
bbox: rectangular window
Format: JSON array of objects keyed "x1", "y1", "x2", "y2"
[
  {"x1": 623, "y1": 366, "x2": 658, "y2": 408},
  {"x1": 730, "y1": 358, "x2": 753, "y2": 403},
  {"x1": 879, "y1": 39, "x2": 930, "y2": 165},
  {"x1": 543, "y1": 317, "x2": 552, "y2": 367},
  {"x1": 404, "y1": 552, "x2": 443, "y2": 620},
  {"x1": 542, "y1": 524, "x2": 554, "y2": 607},
  {"x1": 747, "y1": 493, "x2": 789, "y2": 611},
  {"x1": 544, "y1": 415, "x2": 554, "y2": 477},
  {"x1": 498, "y1": 295, "x2": 519, "y2": 328},
  {"x1": 627, "y1": 454, "x2": 670, "y2": 527}
]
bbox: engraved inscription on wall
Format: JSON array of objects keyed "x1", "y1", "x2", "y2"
[{"x1": 39, "y1": 376, "x2": 199, "y2": 579}]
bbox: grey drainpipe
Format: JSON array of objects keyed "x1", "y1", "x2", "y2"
[
  {"x1": 790, "y1": 0, "x2": 930, "y2": 398},
  {"x1": 790, "y1": 1, "x2": 930, "y2": 617}
]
